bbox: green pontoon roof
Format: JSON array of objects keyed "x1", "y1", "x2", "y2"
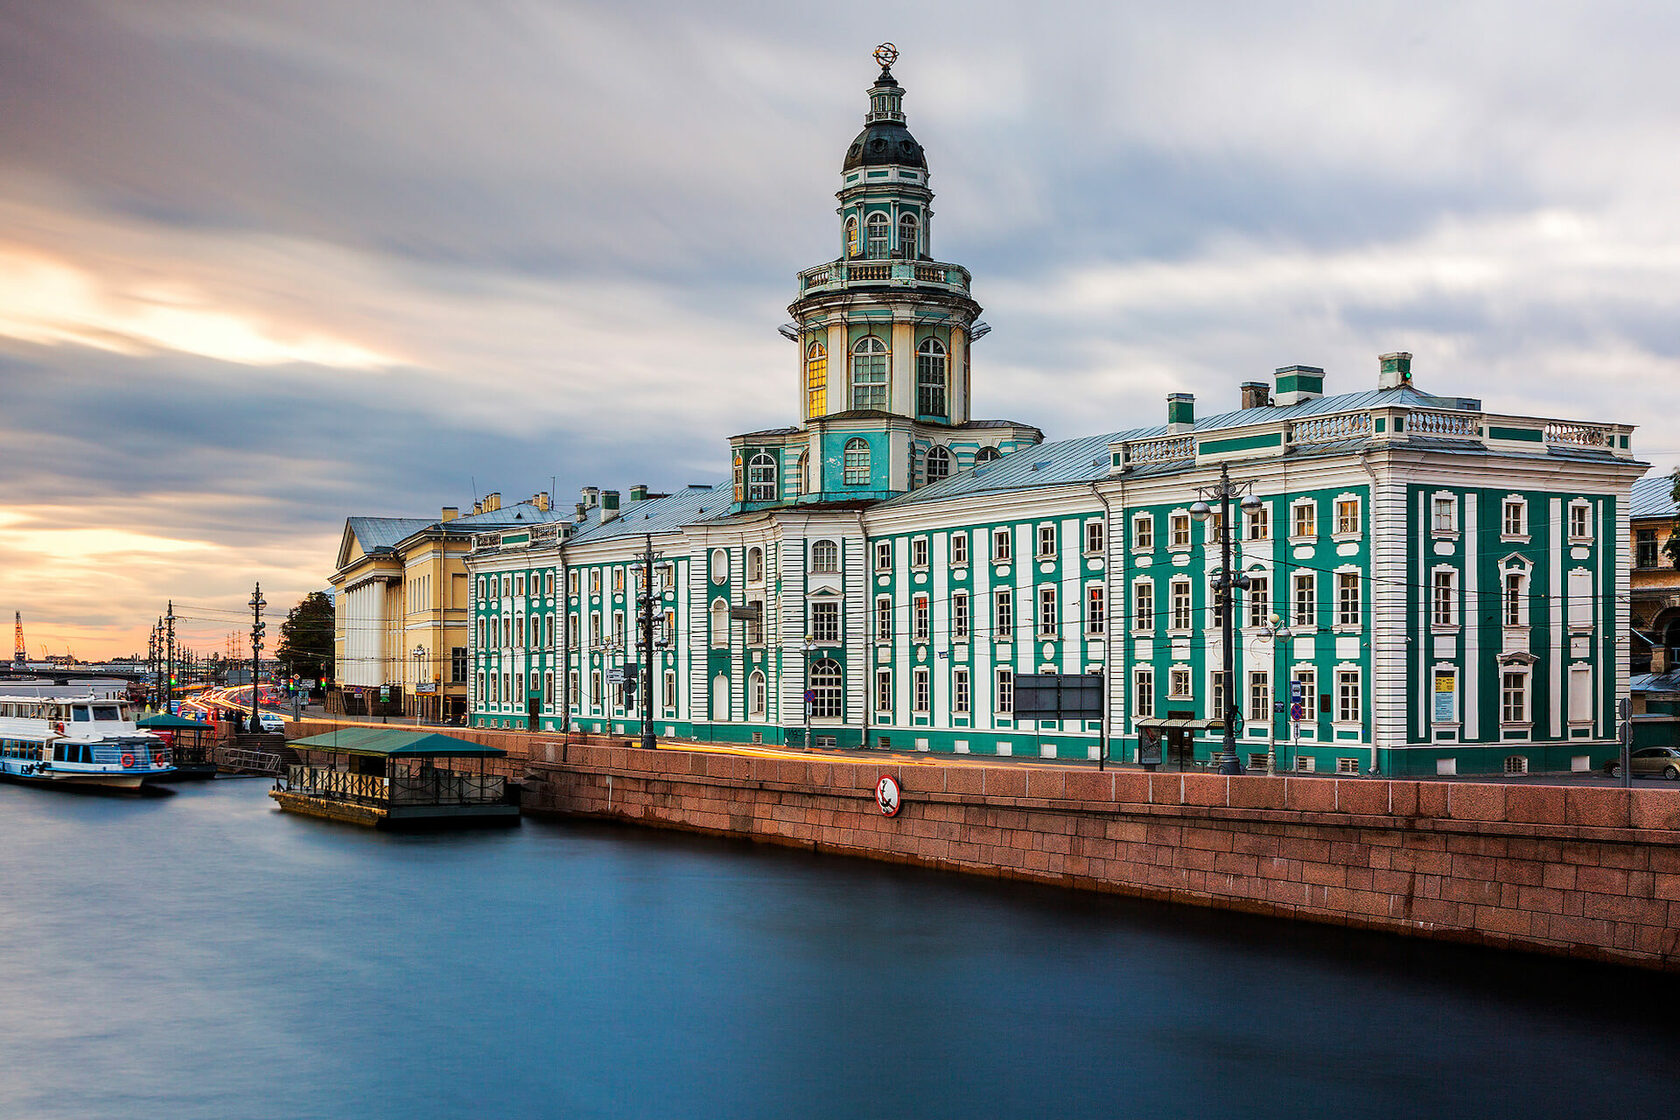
[
  {"x1": 290, "y1": 728, "x2": 507, "y2": 758},
  {"x1": 136, "y1": 713, "x2": 211, "y2": 730}
]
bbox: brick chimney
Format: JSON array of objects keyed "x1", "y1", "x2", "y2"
[
  {"x1": 481, "y1": 492, "x2": 501, "y2": 513},
  {"x1": 1167, "y1": 393, "x2": 1194, "y2": 434},
  {"x1": 440, "y1": 506, "x2": 458, "y2": 522},
  {"x1": 1240, "y1": 381, "x2": 1271, "y2": 410},
  {"x1": 531, "y1": 491, "x2": 550, "y2": 512}
]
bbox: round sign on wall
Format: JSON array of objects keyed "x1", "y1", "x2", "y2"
[{"x1": 875, "y1": 774, "x2": 903, "y2": 817}]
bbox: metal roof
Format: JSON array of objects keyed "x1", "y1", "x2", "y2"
[
  {"x1": 291, "y1": 728, "x2": 507, "y2": 757},
  {"x1": 568, "y1": 484, "x2": 731, "y2": 545},
  {"x1": 1630, "y1": 474, "x2": 1678, "y2": 520},
  {"x1": 1631, "y1": 671, "x2": 1680, "y2": 694},
  {"x1": 447, "y1": 502, "x2": 569, "y2": 529},
  {"x1": 346, "y1": 517, "x2": 435, "y2": 553}
]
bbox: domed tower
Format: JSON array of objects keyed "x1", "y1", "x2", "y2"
[{"x1": 727, "y1": 45, "x2": 1041, "y2": 510}]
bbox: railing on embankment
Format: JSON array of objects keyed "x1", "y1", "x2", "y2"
[{"x1": 517, "y1": 741, "x2": 1680, "y2": 973}]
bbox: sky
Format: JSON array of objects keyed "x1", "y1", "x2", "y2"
[{"x1": 2, "y1": 0, "x2": 1677, "y2": 660}]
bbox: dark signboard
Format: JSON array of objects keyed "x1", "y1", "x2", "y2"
[
  {"x1": 1137, "y1": 726, "x2": 1163, "y2": 766},
  {"x1": 1014, "y1": 673, "x2": 1104, "y2": 720}
]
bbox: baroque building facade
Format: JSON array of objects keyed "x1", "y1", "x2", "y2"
[{"x1": 464, "y1": 54, "x2": 1648, "y2": 777}]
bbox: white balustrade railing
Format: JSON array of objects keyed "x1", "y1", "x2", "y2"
[
  {"x1": 1544, "y1": 421, "x2": 1611, "y2": 447},
  {"x1": 1289, "y1": 413, "x2": 1372, "y2": 443},
  {"x1": 1408, "y1": 411, "x2": 1480, "y2": 438},
  {"x1": 1125, "y1": 435, "x2": 1196, "y2": 465}
]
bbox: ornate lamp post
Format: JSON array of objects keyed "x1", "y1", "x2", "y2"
[
  {"x1": 412, "y1": 645, "x2": 426, "y2": 723},
  {"x1": 1190, "y1": 463, "x2": 1263, "y2": 776}
]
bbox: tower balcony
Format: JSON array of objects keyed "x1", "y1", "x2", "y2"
[{"x1": 797, "y1": 258, "x2": 971, "y2": 298}]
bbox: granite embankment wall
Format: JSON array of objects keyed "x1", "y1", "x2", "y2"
[{"x1": 285, "y1": 722, "x2": 1680, "y2": 970}]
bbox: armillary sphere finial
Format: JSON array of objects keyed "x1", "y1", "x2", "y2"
[{"x1": 873, "y1": 43, "x2": 899, "y2": 71}]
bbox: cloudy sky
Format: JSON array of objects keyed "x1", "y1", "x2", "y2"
[{"x1": 2, "y1": 0, "x2": 1676, "y2": 659}]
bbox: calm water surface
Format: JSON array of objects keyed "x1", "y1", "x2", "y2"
[{"x1": 2, "y1": 779, "x2": 1677, "y2": 1119}]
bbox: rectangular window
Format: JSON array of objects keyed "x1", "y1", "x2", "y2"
[
  {"x1": 953, "y1": 669, "x2": 970, "y2": 714},
  {"x1": 451, "y1": 647, "x2": 467, "y2": 683},
  {"x1": 1170, "y1": 513, "x2": 1191, "y2": 549},
  {"x1": 1170, "y1": 579, "x2": 1192, "y2": 631},
  {"x1": 876, "y1": 670, "x2": 892, "y2": 713},
  {"x1": 913, "y1": 668, "x2": 930, "y2": 713},
  {"x1": 994, "y1": 589, "x2": 1014, "y2": 638},
  {"x1": 1085, "y1": 586, "x2": 1105, "y2": 635},
  {"x1": 1292, "y1": 572, "x2": 1315, "y2": 628},
  {"x1": 1246, "y1": 505, "x2": 1269, "y2": 541},
  {"x1": 590, "y1": 671, "x2": 601, "y2": 706},
  {"x1": 996, "y1": 669, "x2": 1014, "y2": 713},
  {"x1": 1134, "y1": 582, "x2": 1154, "y2": 631},
  {"x1": 1246, "y1": 576, "x2": 1269, "y2": 629},
  {"x1": 1504, "y1": 572, "x2": 1523, "y2": 626},
  {"x1": 1169, "y1": 667, "x2": 1191, "y2": 698},
  {"x1": 1569, "y1": 503, "x2": 1591, "y2": 541},
  {"x1": 1503, "y1": 498, "x2": 1526, "y2": 537},
  {"x1": 1501, "y1": 671, "x2": 1529, "y2": 724},
  {"x1": 1337, "y1": 671, "x2": 1361, "y2": 724},
  {"x1": 567, "y1": 571, "x2": 579, "y2": 595},
  {"x1": 663, "y1": 670, "x2": 675, "y2": 715},
  {"x1": 811, "y1": 601, "x2": 840, "y2": 643},
  {"x1": 1293, "y1": 669, "x2": 1315, "y2": 719},
  {"x1": 1636, "y1": 528, "x2": 1658, "y2": 569},
  {"x1": 1085, "y1": 520, "x2": 1105, "y2": 555},
  {"x1": 568, "y1": 671, "x2": 580, "y2": 706},
  {"x1": 1133, "y1": 667, "x2": 1154, "y2": 719},
  {"x1": 590, "y1": 571, "x2": 601, "y2": 595},
  {"x1": 914, "y1": 595, "x2": 930, "y2": 641},
  {"x1": 911, "y1": 538, "x2": 929, "y2": 569},
  {"x1": 1569, "y1": 665, "x2": 1593, "y2": 722},
  {"x1": 1207, "y1": 511, "x2": 1224, "y2": 545},
  {"x1": 515, "y1": 574, "x2": 525, "y2": 597},
  {"x1": 1432, "y1": 570, "x2": 1457, "y2": 627},
  {"x1": 745, "y1": 600, "x2": 764, "y2": 646},
  {"x1": 1433, "y1": 496, "x2": 1456, "y2": 533},
  {"x1": 1037, "y1": 586, "x2": 1057, "y2": 637},
  {"x1": 1037, "y1": 524, "x2": 1057, "y2": 559},
  {"x1": 875, "y1": 541, "x2": 893, "y2": 571},
  {"x1": 876, "y1": 597, "x2": 893, "y2": 641},
  {"x1": 992, "y1": 528, "x2": 1012, "y2": 562},
  {"x1": 613, "y1": 569, "x2": 624, "y2": 593},
  {"x1": 952, "y1": 592, "x2": 970, "y2": 640},
  {"x1": 1336, "y1": 498, "x2": 1360, "y2": 535},
  {"x1": 950, "y1": 533, "x2": 968, "y2": 566},
  {"x1": 1132, "y1": 513, "x2": 1153, "y2": 550},
  {"x1": 1336, "y1": 572, "x2": 1361, "y2": 627},
  {"x1": 1211, "y1": 671, "x2": 1227, "y2": 722},
  {"x1": 1248, "y1": 671, "x2": 1270, "y2": 722},
  {"x1": 1292, "y1": 502, "x2": 1316, "y2": 539}
]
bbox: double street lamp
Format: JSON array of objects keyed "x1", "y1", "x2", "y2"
[{"x1": 1189, "y1": 462, "x2": 1263, "y2": 776}]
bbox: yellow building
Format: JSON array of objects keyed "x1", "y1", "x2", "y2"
[
  {"x1": 329, "y1": 492, "x2": 565, "y2": 721},
  {"x1": 1631, "y1": 473, "x2": 1680, "y2": 674}
]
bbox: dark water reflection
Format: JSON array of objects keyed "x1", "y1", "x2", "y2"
[{"x1": 1, "y1": 780, "x2": 1675, "y2": 1119}]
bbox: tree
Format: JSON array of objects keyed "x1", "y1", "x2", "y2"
[
  {"x1": 1667, "y1": 468, "x2": 1680, "y2": 569},
  {"x1": 276, "y1": 591, "x2": 334, "y2": 684}
]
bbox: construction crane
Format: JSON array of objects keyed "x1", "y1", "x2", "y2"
[{"x1": 12, "y1": 612, "x2": 24, "y2": 668}]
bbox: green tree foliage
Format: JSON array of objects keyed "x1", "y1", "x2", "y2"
[
  {"x1": 276, "y1": 591, "x2": 334, "y2": 683},
  {"x1": 1667, "y1": 468, "x2": 1680, "y2": 568}
]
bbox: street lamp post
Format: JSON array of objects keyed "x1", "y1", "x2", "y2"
[
  {"x1": 1190, "y1": 462, "x2": 1263, "y2": 776},
  {"x1": 412, "y1": 645, "x2": 426, "y2": 724},
  {"x1": 1259, "y1": 612, "x2": 1294, "y2": 775}
]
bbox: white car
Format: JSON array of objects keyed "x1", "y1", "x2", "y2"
[{"x1": 257, "y1": 711, "x2": 286, "y2": 733}]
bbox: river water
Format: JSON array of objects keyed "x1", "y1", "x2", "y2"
[{"x1": 2, "y1": 779, "x2": 1676, "y2": 1119}]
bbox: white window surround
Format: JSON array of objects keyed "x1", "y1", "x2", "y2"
[
  {"x1": 1430, "y1": 564, "x2": 1460, "y2": 632},
  {"x1": 1332, "y1": 662, "x2": 1363, "y2": 732},
  {"x1": 1567, "y1": 499, "x2": 1593, "y2": 543},
  {"x1": 1333, "y1": 566, "x2": 1362, "y2": 633},
  {"x1": 1131, "y1": 513, "x2": 1154, "y2": 552},
  {"x1": 1501, "y1": 494, "x2": 1530, "y2": 542},
  {"x1": 1168, "y1": 510, "x2": 1192, "y2": 552},
  {"x1": 1500, "y1": 666, "x2": 1533, "y2": 729},
  {"x1": 1332, "y1": 492, "x2": 1363, "y2": 540},
  {"x1": 1132, "y1": 577, "x2": 1155, "y2": 635},
  {"x1": 1430, "y1": 490, "x2": 1459, "y2": 536},
  {"x1": 1289, "y1": 498, "x2": 1318, "y2": 542}
]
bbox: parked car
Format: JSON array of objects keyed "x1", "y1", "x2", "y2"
[
  {"x1": 257, "y1": 711, "x2": 286, "y2": 734},
  {"x1": 1607, "y1": 747, "x2": 1680, "y2": 780}
]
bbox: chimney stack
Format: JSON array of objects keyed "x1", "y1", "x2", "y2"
[
  {"x1": 1274, "y1": 365, "x2": 1325, "y2": 407},
  {"x1": 629, "y1": 484, "x2": 648, "y2": 502},
  {"x1": 1240, "y1": 381, "x2": 1271, "y2": 410},
  {"x1": 482, "y1": 492, "x2": 501, "y2": 513},
  {"x1": 1167, "y1": 393, "x2": 1195, "y2": 434},
  {"x1": 600, "y1": 490, "x2": 621, "y2": 522},
  {"x1": 581, "y1": 486, "x2": 599, "y2": 510},
  {"x1": 531, "y1": 491, "x2": 550, "y2": 512},
  {"x1": 1378, "y1": 351, "x2": 1413, "y2": 391},
  {"x1": 440, "y1": 506, "x2": 458, "y2": 522}
]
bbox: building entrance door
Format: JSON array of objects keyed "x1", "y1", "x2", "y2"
[
  {"x1": 1166, "y1": 709, "x2": 1196, "y2": 770},
  {"x1": 527, "y1": 698, "x2": 539, "y2": 731}
]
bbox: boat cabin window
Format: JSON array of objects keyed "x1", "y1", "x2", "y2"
[
  {"x1": 54, "y1": 744, "x2": 67, "y2": 761},
  {"x1": 72, "y1": 706, "x2": 91, "y2": 722},
  {"x1": 93, "y1": 706, "x2": 121, "y2": 720}
]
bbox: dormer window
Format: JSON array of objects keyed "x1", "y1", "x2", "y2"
[{"x1": 747, "y1": 453, "x2": 777, "y2": 502}]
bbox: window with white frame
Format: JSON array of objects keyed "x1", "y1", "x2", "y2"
[
  {"x1": 1292, "y1": 572, "x2": 1315, "y2": 628},
  {"x1": 851, "y1": 337, "x2": 889, "y2": 410},
  {"x1": 845, "y1": 216, "x2": 859, "y2": 258},
  {"x1": 1432, "y1": 495, "x2": 1457, "y2": 533},
  {"x1": 1336, "y1": 670, "x2": 1361, "y2": 725},
  {"x1": 1132, "y1": 513, "x2": 1153, "y2": 550},
  {"x1": 916, "y1": 339, "x2": 947, "y2": 418},
  {"x1": 746, "y1": 547, "x2": 763, "y2": 583},
  {"x1": 1501, "y1": 670, "x2": 1530, "y2": 725},
  {"x1": 1246, "y1": 576, "x2": 1270, "y2": 629},
  {"x1": 950, "y1": 532, "x2": 968, "y2": 566},
  {"x1": 1292, "y1": 500, "x2": 1317, "y2": 540},
  {"x1": 568, "y1": 570, "x2": 578, "y2": 596},
  {"x1": 1169, "y1": 667, "x2": 1191, "y2": 698},
  {"x1": 1432, "y1": 569, "x2": 1458, "y2": 628},
  {"x1": 1169, "y1": 513, "x2": 1191, "y2": 549},
  {"x1": 1568, "y1": 501, "x2": 1592, "y2": 542},
  {"x1": 1133, "y1": 580, "x2": 1155, "y2": 631},
  {"x1": 1037, "y1": 524, "x2": 1057, "y2": 559},
  {"x1": 749, "y1": 671, "x2": 766, "y2": 716},
  {"x1": 1293, "y1": 668, "x2": 1315, "y2": 718},
  {"x1": 662, "y1": 670, "x2": 675, "y2": 715},
  {"x1": 876, "y1": 669, "x2": 892, "y2": 713},
  {"x1": 1133, "y1": 667, "x2": 1154, "y2": 718},
  {"x1": 1502, "y1": 497, "x2": 1527, "y2": 538},
  {"x1": 913, "y1": 595, "x2": 930, "y2": 641},
  {"x1": 1569, "y1": 664, "x2": 1593, "y2": 723},
  {"x1": 875, "y1": 540, "x2": 892, "y2": 571},
  {"x1": 1169, "y1": 578, "x2": 1192, "y2": 631},
  {"x1": 911, "y1": 538, "x2": 929, "y2": 568},
  {"x1": 811, "y1": 539, "x2": 839, "y2": 573},
  {"x1": 794, "y1": 450, "x2": 808, "y2": 496},
  {"x1": 747, "y1": 453, "x2": 776, "y2": 501},
  {"x1": 710, "y1": 600, "x2": 729, "y2": 647},
  {"x1": 1085, "y1": 586, "x2": 1105, "y2": 635},
  {"x1": 864, "y1": 212, "x2": 890, "y2": 258},
  {"x1": 843, "y1": 438, "x2": 871, "y2": 485},
  {"x1": 876, "y1": 597, "x2": 892, "y2": 641},
  {"x1": 810, "y1": 600, "x2": 840, "y2": 644},
  {"x1": 1335, "y1": 496, "x2": 1361, "y2": 536},
  {"x1": 899, "y1": 213, "x2": 919, "y2": 259},
  {"x1": 1037, "y1": 585, "x2": 1057, "y2": 637},
  {"x1": 590, "y1": 671, "x2": 601, "y2": 707},
  {"x1": 924, "y1": 445, "x2": 951, "y2": 484},
  {"x1": 995, "y1": 668, "x2": 1014, "y2": 713},
  {"x1": 1246, "y1": 504, "x2": 1269, "y2": 541},
  {"x1": 745, "y1": 600, "x2": 764, "y2": 646},
  {"x1": 1249, "y1": 671, "x2": 1270, "y2": 721},
  {"x1": 992, "y1": 528, "x2": 1011, "y2": 562},
  {"x1": 1085, "y1": 520, "x2": 1105, "y2": 554},
  {"x1": 591, "y1": 570, "x2": 602, "y2": 595},
  {"x1": 994, "y1": 588, "x2": 1014, "y2": 637},
  {"x1": 913, "y1": 668, "x2": 930, "y2": 713},
  {"x1": 1211, "y1": 671, "x2": 1227, "y2": 722},
  {"x1": 1336, "y1": 572, "x2": 1361, "y2": 627},
  {"x1": 1504, "y1": 570, "x2": 1527, "y2": 627},
  {"x1": 952, "y1": 592, "x2": 970, "y2": 640},
  {"x1": 810, "y1": 659, "x2": 843, "y2": 718},
  {"x1": 953, "y1": 669, "x2": 970, "y2": 714}
]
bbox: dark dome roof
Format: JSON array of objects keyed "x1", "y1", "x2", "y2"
[{"x1": 843, "y1": 120, "x2": 926, "y2": 172}]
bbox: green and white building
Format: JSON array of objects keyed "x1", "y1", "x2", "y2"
[{"x1": 465, "y1": 54, "x2": 1648, "y2": 777}]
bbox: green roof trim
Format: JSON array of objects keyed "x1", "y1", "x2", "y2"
[
  {"x1": 1199, "y1": 431, "x2": 1284, "y2": 455},
  {"x1": 1487, "y1": 425, "x2": 1543, "y2": 443},
  {"x1": 290, "y1": 728, "x2": 507, "y2": 758},
  {"x1": 137, "y1": 713, "x2": 211, "y2": 730}
]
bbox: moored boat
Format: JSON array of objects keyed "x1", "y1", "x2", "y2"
[{"x1": 0, "y1": 694, "x2": 174, "y2": 790}]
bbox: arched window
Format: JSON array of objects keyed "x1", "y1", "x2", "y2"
[
  {"x1": 810, "y1": 658, "x2": 843, "y2": 719},
  {"x1": 747, "y1": 547, "x2": 763, "y2": 583},
  {"x1": 710, "y1": 599, "x2": 730, "y2": 647},
  {"x1": 749, "y1": 670, "x2": 767, "y2": 716},
  {"x1": 845, "y1": 216, "x2": 859, "y2": 258},
  {"x1": 851, "y1": 336, "x2": 888, "y2": 410},
  {"x1": 898, "y1": 213, "x2": 919, "y2": 259},
  {"x1": 805, "y1": 342, "x2": 827, "y2": 418},
  {"x1": 925, "y1": 445, "x2": 952, "y2": 484},
  {"x1": 975, "y1": 445, "x2": 1002, "y2": 463},
  {"x1": 866, "y1": 212, "x2": 890, "y2": 258},
  {"x1": 712, "y1": 675, "x2": 730, "y2": 722},
  {"x1": 916, "y1": 338, "x2": 947, "y2": 418},
  {"x1": 811, "y1": 539, "x2": 839, "y2": 573},
  {"x1": 843, "y1": 438, "x2": 871, "y2": 486},
  {"x1": 747, "y1": 452, "x2": 777, "y2": 502},
  {"x1": 794, "y1": 449, "x2": 808, "y2": 496}
]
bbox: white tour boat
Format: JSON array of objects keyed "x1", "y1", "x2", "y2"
[{"x1": 0, "y1": 693, "x2": 174, "y2": 790}]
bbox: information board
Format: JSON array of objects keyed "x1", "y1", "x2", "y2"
[{"x1": 1014, "y1": 673, "x2": 1105, "y2": 719}]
